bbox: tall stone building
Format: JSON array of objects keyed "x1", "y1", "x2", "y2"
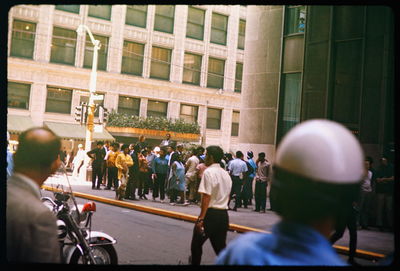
[
  {"x1": 239, "y1": 5, "x2": 394, "y2": 163},
  {"x1": 7, "y1": 5, "x2": 247, "y2": 152}
]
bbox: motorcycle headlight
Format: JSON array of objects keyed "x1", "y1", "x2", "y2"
[{"x1": 57, "y1": 220, "x2": 67, "y2": 240}]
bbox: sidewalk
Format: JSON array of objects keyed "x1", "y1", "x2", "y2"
[{"x1": 43, "y1": 173, "x2": 394, "y2": 261}]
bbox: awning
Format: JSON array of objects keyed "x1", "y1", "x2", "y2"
[
  {"x1": 44, "y1": 121, "x2": 115, "y2": 141},
  {"x1": 7, "y1": 115, "x2": 36, "y2": 134}
]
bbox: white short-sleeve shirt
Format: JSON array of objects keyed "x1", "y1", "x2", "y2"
[{"x1": 198, "y1": 163, "x2": 232, "y2": 210}]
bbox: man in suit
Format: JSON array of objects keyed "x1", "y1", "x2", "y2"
[
  {"x1": 87, "y1": 141, "x2": 106, "y2": 189},
  {"x1": 7, "y1": 127, "x2": 62, "y2": 263}
]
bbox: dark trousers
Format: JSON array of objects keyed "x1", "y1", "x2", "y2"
[
  {"x1": 91, "y1": 164, "x2": 103, "y2": 188},
  {"x1": 107, "y1": 167, "x2": 118, "y2": 189},
  {"x1": 255, "y1": 181, "x2": 267, "y2": 211},
  {"x1": 153, "y1": 173, "x2": 167, "y2": 200},
  {"x1": 330, "y1": 208, "x2": 358, "y2": 261},
  {"x1": 126, "y1": 170, "x2": 137, "y2": 199},
  {"x1": 190, "y1": 208, "x2": 229, "y2": 265},
  {"x1": 138, "y1": 171, "x2": 149, "y2": 196},
  {"x1": 241, "y1": 177, "x2": 253, "y2": 207},
  {"x1": 229, "y1": 176, "x2": 242, "y2": 209}
]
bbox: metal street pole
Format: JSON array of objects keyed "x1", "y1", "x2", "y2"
[{"x1": 76, "y1": 24, "x2": 101, "y2": 182}]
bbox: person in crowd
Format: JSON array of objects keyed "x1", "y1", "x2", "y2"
[
  {"x1": 152, "y1": 146, "x2": 169, "y2": 203},
  {"x1": 60, "y1": 147, "x2": 67, "y2": 164},
  {"x1": 358, "y1": 156, "x2": 374, "y2": 229},
  {"x1": 146, "y1": 146, "x2": 157, "y2": 194},
  {"x1": 7, "y1": 131, "x2": 14, "y2": 179},
  {"x1": 115, "y1": 144, "x2": 134, "y2": 200},
  {"x1": 160, "y1": 133, "x2": 173, "y2": 147},
  {"x1": 197, "y1": 146, "x2": 205, "y2": 163},
  {"x1": 241, "y1": 151, "x2": 256, "y2": 208},
  {"x1": 246, "y1": 151, "x2": 257, "y2": 206},
  {"x1": 138, "y1": 149, "x2": 150, "y2": 200},
  {"x1": 195, "y1": 154, "x2": 208, "y2": 204},
  {"x1": 190, "y1": 145, "x2": 232, "y2": 265},
  {"x1": 101, "y1": 141, "x2": 110, "y2": 186},
  {"x1": 126, "y1": 143, "x2": 140, "y2": 200},
  {"x1": 105, "y1": 142, "x2": 120, "y2": 190},
  {"x1": 216, "y1": 119, "x2": 364, "y2": 265},
  {"x1": 169, "y1": 153, "x2": 187, "y2": 205},
  {"x1": 72, "y1": 144, "x2": 85, "y2": 179},
  {"x1": 375, "y1": 156, "x2": 394, "y2": 231},
  {"x1": 7, "y1": 127, "x2": 61, "y2": 263},
  {"x1": 227, "y1": 151, "x2": 248, "y2": 211},
  {"x1": 87, "y1": 141, "x2": 106, "y2": 189},
  {"x1": 136, "y1": 135, "x2": 148, "y2": 152},
  {"x1": 223, "y1": 153, "x2": 233, "y2": 171},
  {"x1": 186, "y1": 148, "x2": 200, "y2": 204},
  {"x1": 253, "y1": 152, "x2": 270, "y2": 213}
]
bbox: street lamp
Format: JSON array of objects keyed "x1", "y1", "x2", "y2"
[{"x1": 76, "y1": 24, "x2": 101, "y2": 182}]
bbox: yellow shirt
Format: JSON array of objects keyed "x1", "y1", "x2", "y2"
[
  {"x1": 115, "y1": 153, "x2": 134, "y2": 180},
  {"x1": 106, "y1": 151, "x2": 119, "y2": 168}
]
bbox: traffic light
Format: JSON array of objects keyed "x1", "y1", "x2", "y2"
[
  {"x1": 99, "y1": 105, "x2": 109, "y2": 124},
  {"x1": 74, "y1": 103, "x2": 87, "y2": 124}
]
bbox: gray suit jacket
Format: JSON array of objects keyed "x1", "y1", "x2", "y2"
[{"x1": 7, "y1": 174, "x2": 60, "y2": 263}]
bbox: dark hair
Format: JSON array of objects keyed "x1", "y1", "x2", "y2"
[
  {"x1": 141, "y1": 149, "x2": 148, "y2": 155},
  {"x1": 206, "y1": 145, "x2": 224, "y2": 164},
  {"x1": 96, "y1": 141, "x2": 104, "y2": 146},
  {"x1": 121, "y1": 144, "x2": 130, "y2": 150},
  {"x1": 365, "y1": 156, "x2": 373, "y2": 164},
  {"x1": 14, "y1": 127, "x2": 61, "y2": 171},
  {"x1": 112, "y1": 142, "x2": 120, "y2": 149},
  {"x1": 236, "y1": 151, "x2": 244, "y2": 158},
  {"x1": 258, "y1": 152, "x2": 266, "y2": 158}
]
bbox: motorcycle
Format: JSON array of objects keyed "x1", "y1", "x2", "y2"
[{"x1": 41, "y1": 162, "x2": 118, "y2": 264}]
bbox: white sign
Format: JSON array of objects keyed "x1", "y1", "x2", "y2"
[
  {"x1": 92, "y1": 94, "x2": 104, "y2": 101},
  {"x1": 94, "y1": 124, "x2": 103, "y2": 133}
]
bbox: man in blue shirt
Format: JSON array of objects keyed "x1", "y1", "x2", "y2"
[
  {"x1": 227, "y1": 151, "x2": 247, "y2": 211},
  {"x1": 216, "y1": 120, "x2": 365, "y2": 266},
  {"x1": 152, "y1": 147, "x2": 169, "y2": 203}
]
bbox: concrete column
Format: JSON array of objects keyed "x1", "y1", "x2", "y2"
[
  {"x1": 143, "y1": 5, "x2": 156, "y2": 79},
  {"x1": 221, "y1": 108, "x2": 233, "y2": 151},
  {"x1": 29, "y1": 82, "x2": 47, "y2": 126},
  {"x1": 200, "y1": 8, "x2": 212, "y2": 88},
  {"x1": 167, "y1": 101, "x2": 180, "y2": 120},
  {"x1": 107, "y1": 5, "x2": 126, "y2": 73},
  {"x1": 170, "y1": 5, "x2": 187, "y2": 83},
  {"x1": 140, "y1": 97, "x2": 148, "y2": 118},
  {"x1": 34, "y1": 5, "x2": 54, "y2": 63},
  {"x1": 224, "y1": 5, "x2": 240, "y2": 92},
  {"x1": 238, "y1": 6, "x2": 284, "y2": 161}
]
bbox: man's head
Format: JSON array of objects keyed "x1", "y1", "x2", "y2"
[
  {"x1": 96, "y1": 141, "x2": 104, "y2": 148},
  {"x1": 14, "y1": 127, "x2": 62, "y2": 183},
  {"x1": 196, "y1": 146, "x2": 205, "y2": 155},
  {"x1": 236, "y1": 151, "x2": 244, "y2": 159},
  {"x1": 258, "y1": 152, "x2": 266, "y2": 161},
  {"x1": 121, "y1": 144, "x2": 130, "y2": 154},
  {"x1": 159, "y1": 147, "x2": 167, "y2": 157},
  {"x1": 205, "y1": 145, "x2": 224, "y2": 167},
  {"x1": 112, "y1": 142, "x2": 120, "y2": 152},
  {"x1": 104, "y1": 141, "x2": 110, "y2": 147},
  {"x1": 177, "y1": 144, "x2": 183, "y2": 153},
  {"x1": 166, "y1": 133, "x2": 171, "y2": 140},
  {"x1": 139, "y1": 135, "x2": 146, "y2": 142}
]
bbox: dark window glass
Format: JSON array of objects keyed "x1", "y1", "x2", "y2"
[
  {"x1": 8, "y1": 82, "x2": 31, "y2": 110},
  {"x1": 234, "y1": 62, "x2": 243, "y2": 93},
  {"x1": 280, "y1": 73, "x2": 302, "y2": 136},
  {"x1": 207, "y1": 57, "x2": 225, "y2": 89},
  {"x1": 50, "y1": 27, "x2": 77, "y2": 65},
  {"x1": 83, "y1": 34, "x2": 108, "y2": 71},
  {"x1": 180, "y1": 104, "x2": 198, "y2": 123},
  {"x1": 238, "y1": 19, "x2": 246, "y2": 49},
  {"x1": 285, "y1": 6, "x2": 306, "y2": 35},
  {"x1": 88, "y1": 5, "x2": 112, "y2": 20},
  {"x1": 150, "y1": 47, "x2": 172, "y2": 80},
  {"x1": 126, "y1": 5, "x2": 147, "y2": 28},
  {"x1": 186, "y1": 7, "x2": 205, "y2": 40},
  {"x1": 207, "y1": 108, "x2": 222, "y2": 130},
  {"x1": 45, "y1": 86, "x2": 72, "y2": 114},
  {"x1": 210, "y1": 13, "x2": 228, "y2": 45},
  {"x1": 79, "y1": 94, "x2": 104, "y2": 117},
  {"x1": 334, "y1": 6, "x2": 364, "y2": 40},
  {"x1": 121, "y1": 41, "x2": 144, "y2": 76},
  {"x1": 118, "y1": 96, "x2": 140, "y2": 116},
  {"x1": 183, "y1": 53, "x2": 202, "y2": 85},
  {"x1": 147, "y1": 100, "x2": 168, "y2": 118},
  {"x1": 154, "y1": 5, "x2": 175, "y2": 34},
  {"x1": 55, "y1": 5, "x2": 80, "y2": 14},
  {"x1": 11, "y1": 20, "x2": 36, "y2": 59},
  {"x1": 231, "y1": 111, "x2": 240, "y2": 136}
]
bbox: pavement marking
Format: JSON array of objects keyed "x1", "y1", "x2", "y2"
[{"x1": 42, "y1": 185, "x2": 386, "y2": 261}]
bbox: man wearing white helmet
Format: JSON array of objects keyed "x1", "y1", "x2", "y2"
[{"x1": 216, "y1": 119, "x2": 364, "y2": 266}]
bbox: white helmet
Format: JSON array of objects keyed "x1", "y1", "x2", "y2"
[{"x1": 275, "y1": 119, "x2": 364, "y2": 184}]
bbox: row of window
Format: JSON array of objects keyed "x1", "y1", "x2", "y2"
[
  {"x1": 54, "y1": 5, "x2": 246, "y2": 49},
  {"x1": 8, "y1": 82, "x2": 240, "y2": 135},
  {"x1": 11, "y1": 20, "x2": 243, "y2": 92}
]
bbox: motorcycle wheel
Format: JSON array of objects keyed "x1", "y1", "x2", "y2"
[{"x1": 69, "y1": 245, "x2": 118, "y2": 265}]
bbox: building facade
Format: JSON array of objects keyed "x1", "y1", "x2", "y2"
[
  {"x1": 238, "y1": 5, "x2": 394, "y2": 164},
  {"x1": 8, "y1": 5, "x2": 247, "y2": 152}
]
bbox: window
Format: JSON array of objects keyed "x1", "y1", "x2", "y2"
[
  {"x1": 150, "y1": 47, "x2": 172, "y2": 80},
  {"x1": 186, "y1": 6, "x2": 205, "y2": 40},
  {"x1": 207, "y1": 57, "x2": 225, "y2": 89},
  {"x1": 182, "y1": 53, "x2": 202, "y2": 85},
  {"x1": 8, "y1": 82, "x2": 30, "y2": 110},
  {"x1": 83, "y1": 34, "x2": 108, "y2": 71},
  {"x1": 80, "y1": 94, "x2": 104, "y2": 117},
  {"x1": 235, "y1": 62, "x2": 243, "y2": 93},
  {"x1": 11, "y1": 20, "x2": 36, "y2": 59},
  {"x1": 154, "y1": 5, "x2": 175, "y2": 34},
  {"x1": 118, "y1": 96, "x2": 140, "y2": 116},
  {"x1": 207, "y1": 108, "x2": 222, "y2": 129},
  {"x1": 45, "y1": 86, "x2": 72, "y2": 114},
  {"x1": 55, "y1": 5, "x2": 80, "y2": 14},
  {"x1": 210, "y1": 13, "x2": 228, "y2": 45},
  {"x1": 280, "y1": 73, "x2": 302, "y2": 136},
  {"x1": 285, "y1": 6, "x2": 306, "y2": 35},
  {"x1": 231, "y1": 111, "x2": 240, "y2": 136},
  {"x1": 121, "y1": 41, "x2": 145, "y2": 76},
  {"x1": 238, "y1": 19, "x2": 246, "y2": 49},
  {"x1": 126, "y1": 5, "x2": 147, "y2": 28},
  {"x1": 147, "y1": 100, "x2": 168, "y2": 118},
  {"x1": 50, "y1": 27, "x2": 77, "y2": 65},
  {"x1": 88, "y1": 5, "x2": 112, "y2": 20},
  {"x1": 180, "y1": 104, "x2": 198, "y2": 123}
]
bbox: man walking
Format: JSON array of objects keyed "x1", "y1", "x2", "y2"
[
  {"x1": 227, "y1": 151, "x2": 248, "y2": 211},
  {"x1": 87, "y1": 141, "x2": 106, "y2": 189},
  {"x1": 190, "y1": 145, "x2": 232, "y2": 265},
  {"x1": 254, "y1": 152, "x2": 270, "y2": 213},
  {"x1": 7, "y1": 127, "x2": 61, "y2": 263},
  {"x1": 186, "y1": 148, "x2": 200, "y2": 203}
]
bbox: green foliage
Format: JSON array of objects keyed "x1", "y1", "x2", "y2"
[{"x1": 107, "y1": 110, "x2": 201, "y2": 134}]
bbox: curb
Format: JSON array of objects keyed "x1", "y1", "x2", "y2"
[{"x1": 42, "y1": 185, "x2": 386, "y2": 261}]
